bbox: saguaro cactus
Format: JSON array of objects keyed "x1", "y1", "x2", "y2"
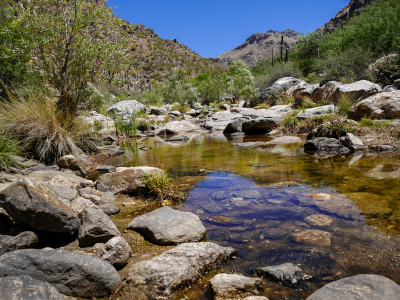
[{"x1": 280, "y1": 35, "x2": 284, "y2": 63}]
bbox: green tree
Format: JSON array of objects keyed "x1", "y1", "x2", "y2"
[
  {"x1": 6, "y1": 0, "x2": 131, "y2": 115},
  {"x1": 162, "y1": 70, "x2": 200, "y2": 105},
  {"x1": 227, "y1": 60, "x2": 258, "y2": 102}
]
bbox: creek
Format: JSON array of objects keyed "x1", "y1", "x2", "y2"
[{"x1": 112, "y1": 132, "x2": 400, "y2": 299}]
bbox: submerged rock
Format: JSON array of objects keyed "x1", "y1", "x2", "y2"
[
  {"x1": 128, "y1": 242, "x2": 236, "y2": 299},
  {"x1": 0, "y1": 249, "x2": 121, "y2": 298},
  {"x1": 0, "y1": 275, "x2": 63, "y2": 300},
  {"x1": 307, "y1": 274, "x2": 400, "y2": 300},
  {"x1": 304, "y1": 214, "x2": 333, "y2": 227},
  {"x1": 127, "y1": 206, "x2": 206, "y2": 245},
  {"x1": 255, "y1": 263, "x2": 309, "y2": 284},
  {"x1": 209, "y1": 273, "x2": 264, "y2": 300},
  {"x1": 290, "y1": 230, "x2": 332, "y2": 246}
]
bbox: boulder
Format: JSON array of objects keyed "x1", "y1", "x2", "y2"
[
  {"x1": 154, "y1": 120, "x2": 202, "y2": 135},
  {"x1": 304, "y1": 137, "x2": 344, "y2": 152},
  {"x1": 242, "y1": 116, "x2": 282, "y2": 134},
  {"x1": 382, "y1": 85, "x2": 397, "y2": 92},
  {"x1": 127, "y1": 206, "x2": 206, "y2": 245},
  {"x1": 27, "y1": 170, "x2": 93, "y2": 188},
  {"x1": 47, "y1": 175, "x2": 79, "y2": 203},
  {"x1": 0, "y1": 275, "x2": 63, "y2": 300},
  {"x1": 78, "y1": 207, "x2": 120, "y2": 247},
  {"x1": 0, "y1": 178, "x2": 80, "y2": 233},
  {"x1": 293, "y1": 84, "x2": 320, "y2": 107},
  {"x1": 96, "y1": 166, "x2": 163, "y2": 195},
  {"x1": 106, "y1": 100, "x2": 146, "y2": 116},
  {"x1": 70, "y1": 197, "x2": 97, "y2": 215},
  {"x1": 334, "y1": 80, "x2": 382, "y2": 101},
  {"x1": 0, "y1": 208, "x2": 12, "y2": 233},
  {"x1": 348, "y1": 91, "x2": 400, "y2": 120},
  {"x1": 95, "y1": 237, "x2": 131, "y2": 269},
  {"x1": 79, "y1": 111, "x2": 114, "y2": 129},
  {"x1": 223, "y1": 118, "x2": 247, "y2": 134},
  {"x1": 313, "y1": 81, "x2": 343, "y2": 104},
  {"x1": 296, "y1": 105, "x2": 336, "y2": 119},
  {"x1": 150, "y1": 106, "x2": 168, "y2": 116},
  {"x1": 0, "y1": 249, "x2": 121, "y2": 298},
  {"x1": 343, "y1": 133, "x2": 364, "y2": 151},
  {"x1": 307, "y1": 274, "x2": 400, "y2": 300},
  {"x1": 57, "y1": 155, "x2": 79, "y2": 170},
  {"x1": 285, "y1": 81, "x2": 311, "y2": 97},
  {"x1": 0, "y1": 231, "x2": 39, "y2": 256},
  {"x1": 205, "y1": 111, "x2": 242, "y2": 131},
  {"x1": 261, "y1": 77, "x2": 305, "y2": 100},
  {"x1": 394, "y1": 79, "x2": 400, "y2": 89},
  {"x1": 98, "y1": 203, "x2": 120, "y2": 216},
  {"x1": 209, "y1": 273, "x2": 264, "y2": 300},
  {"x1": 128, "y1": 242, "x2": 236, "y2": 299}
]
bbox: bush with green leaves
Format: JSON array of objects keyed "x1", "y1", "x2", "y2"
[
  {"x1": 227, "y1": 60, "x2": 258, "y2": 101},
  {"x1": 0, "y1": 132, "x2": 21, "y2": 172},
  {"x1": 4, "y1": 0, "x2": 131, "y2": 116},
  {"x1": 253, "y1": 61, "x2": 302, "y2": 91}
]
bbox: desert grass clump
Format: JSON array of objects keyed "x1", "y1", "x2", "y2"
[
  {"x1": 0, "y1": 89, "x2": 85, "y2": 164},
  {"x1": 143, "y1": 172, "x2": 185, "y2": 202},
  {"x1": 0, "y1": 132, "x2": 22, "y2": 172},
  {"x1": 337, "y1": 94, "x2": 358, "y2": 116}
]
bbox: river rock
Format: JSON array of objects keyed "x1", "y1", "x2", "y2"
[
  {"x1": 286, "y1": 81, "x2": 311, "y2": 97},
  {"x1": 154, "y1": 120, "x2": 202, "y2": 135},
  {"x1": 260, "y1": 77, "x2": 305, "y2": 100},
  {"x1": 150, "y1": 106, "x2": 167, "y2": 116},
  {"x1": 78, "y1": 207, "x2": 120, "y2": 247},
  {"x1": 304, "y1": 137, "x2": 349, "y2": 154},
  {"x1": 264, "y1": 136, "x2": 303, "y2": 145},
  {"x1": 243, "y1": 297, "x2": 270, "y2": 300},
  {"x1": 297, "y1": 105, "x2": 336, "y2": 119},
  {"x1": 27, "y1": 170, "x2": 93, "y2": 188},
  {"x1": 209, "y1": 273, "x2": 264, "y2": 300},
  {"x1": 47, "y1": 176, "x2": 79, "y2": 203},
  {"x1": 205, "y1": 111, "x2": 242, "y2": 131},
  {"x1": 70, "y1": 197, "x2": 97, "y2": 215},
  {"x1": 165, "y1": 134, "x2": 189, "y2": 142},
  {"x1": 304, "y1": 214, "x2": 333, "y2": 227},
  {"x1": 127, "y1": 206, "x2": 206, "y2": 245},
  {"x1": 242, "y1": 116, "x2": 282, "y2": 134},
  {"x1": 343, "y1": 133, "x2": 364, "y2": 151},
  {"x1": 96, "y1": 165, "x2": 117, "y2": 173},
  {"x1": 96, "y1": 166, "x2": 163, "y2": 194},
  {"x1": 57, "y1": 155, "x2": 79, "y2": 170},
  {"x1": 334, "y1": 80, "x2": 382, "y2": 102},
  {"x1": 0, "y1": 231, "x2": 39, "y2": 256},
  {"x1": 95, "y1": 237, "x2": 131, "y2": 269},
  {"x1": 306, "y1": 274, "x2": 400, "y2": 300},
  {"x1": 348, "y1": 91, "x2": 400, "y2": 120},
  {"x1": 99, "y1": 203, "x2": 120, "y2": 216},
  {"x1": 0, "y1": 178, "x2": 80, "y2": 233},
  {"x1": 106, "y1": 100, "x2": 146, "y2": 116},
  {"x1": 0, "y1": 275, "x2": 63, "y2": 300},
  {"x1": 293, "y1": 84, "x2": 320, "y2": 107},
  {"x1": 382, "y1": 85, "x2": 397, "y2": 92},
  {"x1": 0, "y1": 249, "x2": 121, "y2": 297},
  {"x1": 290, "y1": 230, "x2": 332, "y2": 246},
  {"x1": 223, "y1": 118, "x2": 246, "y2": 134},
  {"x1": 255, "y1": 263, "x2": 305, "y2": 284},
  {"x1": 128, "y1": 242, "x2": 236, "y2": 299},
  {"x1": 394, "y1": 79, "x2": 400, "y2": 89},
  {"x1": 313, "y1": 81, "x2": 343, "y2": 104}
]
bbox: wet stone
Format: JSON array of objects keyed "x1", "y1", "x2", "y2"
[
  {"x1": 227, "y1": 197, "x2": 251, "y2": 207},
  {"x1": 231, "y1": 190, "x2": 261, "y2": 199},
  {"x1": 211, "y1": 191, "x2": 231, "y2": 201},
  {"x1": 255, "y1": 263, "x2": 310, "y2": 284},
  {"x1": 202, "y1": 203, "x2": 226, "y2": 213},
  {"x1": 226, "y1": 232, "x2": 252, "y2": 243},
  {"x1": 207, "y1": 217, "x2": 244, "y2": 227},
  {"x1": 266, "y1": 199, "x2": 284, "y2": 204},
  {"x1": 260, "y1": 227, "x2": 290, "y2": 240},
  {"x1": 290, "y1": 230, "x2": 332, "y2": 246},
  {"x1": 305, "y1": 214, "x2": 333, "y2": 227}
]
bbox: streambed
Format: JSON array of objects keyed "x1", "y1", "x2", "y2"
[{"x1": 112, "y1": 132, "x2": 400, "y2": 299}]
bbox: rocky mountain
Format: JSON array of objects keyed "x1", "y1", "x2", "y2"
[
  {"x1": 213, "y1": 29, "x2": 302, "y2": 67},
  {"x1": 113, "y1": 21, "x2": 224, "y2": 95},
  {"x1": 318, "y1": 0, "x2": 377, "y2": 32}
]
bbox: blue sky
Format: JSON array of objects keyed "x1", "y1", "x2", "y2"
[{"x1": 108, "y1": 0, "x2": 348, "y2": 58}]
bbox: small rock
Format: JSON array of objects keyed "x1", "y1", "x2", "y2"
[
  {"x1": 343, "y1": 133, "x2": 364, "y2": 151},
  {"x1": 95, "y1": 237, "x2": 131, "y2": 269},
  {"x1": 96, "y1": 165, "x2": 117, "y2": 173},
  {"x1": 99, "y1": 203, "x2": 120, "y2": 216},
  {"x1": 57, "y1": 155, "x2": 79, "y2": 170},
  {"x1": 209, "y1": 273, "x2": 264, "y2": 300},
  {"x1": 255, "y1": 263, "x2": 309, "y2": 284},
  {"x1": 305, "y1": 214, "x2": 333, "y2": 227}
]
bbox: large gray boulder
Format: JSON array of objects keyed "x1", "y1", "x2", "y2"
[
  {"x1": 0, "y1": 275, "x2": 63, "y2": 300},
  {"x1": 127, "y1": 206, "x2": 206, "y2": 245},
  {"x1": 334, "y1": 80, "x2": 382, "y2": 101},
  {"x1": 348, "y1": 91, "x2": 400, "y2": 120},
  {"x1": 205, "y1": 111, "x2": 243, "y2": 131},
  {"x1": 78, "y1": 207, "x2": 120, "y2": 247},
  {"x1": 154, "y1": 120, "x2": 202, "y2": 135},
  {"x1": 96, "y1": 166, "x2": 164, "y2": 195},
  {"x1": 297, "y1": 105, "x2": 336, "y2": 119},
  {"x1": 150, "y1": 106, "x2": 168, "y2": 116},
  {"x1": 0, "y1": 231, "x2": 39, "y2": 256},
  {"x1": 242, "y1": 116, "x2": 282, "y2": 134},
  {"x1": 260, "y1": 77, "x2": 305, "y2": 100},
  {"x1": 209, "y1": 273, "x2": 264, "y2": 300},
  {"x1": 307, "y1": 274, "x2": 400, "y2": 300},
  {"x1": 223, "y1": 118, "x2": 247, "y2": 134},
  {"x1": 106, "y1": 100, "x2": 146, "y2": 116},
  {"x1": 0, "y1": 178, "x2": 80, "y2": 233},
  {"x1": 129, "y1": 242, "x2": 236, "y2": 299},
  {"x1": 313, "y1": 81, "x2": 343, "y2": 104},
  {"x1": 0, "y1": 249, "x2": 121, "y2": 298},
  {"x1": 304, "y1": 137, "x2": 350, "y2": 154}
]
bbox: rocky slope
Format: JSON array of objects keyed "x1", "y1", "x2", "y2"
[
  {"x1": 213, "y1": 29, "x2": 302, "y2": 67},
  {"x1": 318, "y1": 0, "x2": 377, "y2": 32},
  {"x1": 113, "y1": 21, "x2": 224, "y2": 95}
]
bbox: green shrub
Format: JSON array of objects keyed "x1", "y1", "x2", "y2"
[
  {"x1": 359, "y1": 117, "x2": 374, "y2": 127},
  {"x1": 113, "y1": 113, "x2": 138, "y2": 137},
  {"x1": 143, "y1": 172, "x2": 185, "y2": 202},
  {"x1": 0, "y1": 132, "x2": 22, "y2": 172},
  {"x1": 337, "y1": 94, "x2": 358, "y2": 116},
  {"x1": 254, "y1": 62, "x2": 302, "y2": 91},
  {"x1": 281, "y1": 110, "x2": 299, "y2": 130}
]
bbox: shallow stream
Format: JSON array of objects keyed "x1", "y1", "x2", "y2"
[{"x1": 113, "y1": 133, "x2": 400, "y2": 299}]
